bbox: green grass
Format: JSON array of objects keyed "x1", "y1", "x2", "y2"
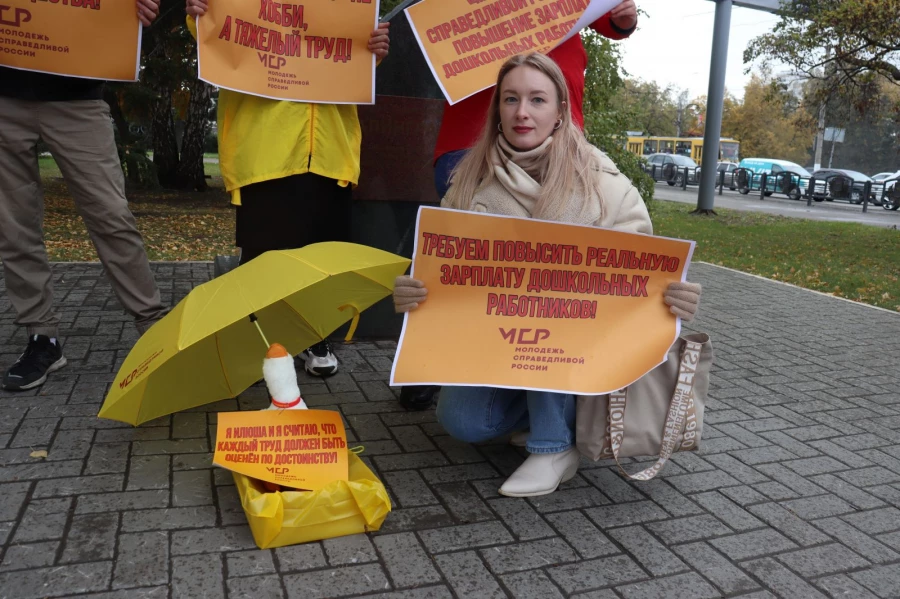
[
  {"x1": 40, "y1": 154, "x2": 223, "y2": 182},
  {"x1": 34, "y1": 158, "x2": 900, "y2": 312},
  {"x1": 652, "y1": 200, "x2": 900, "y2": 312},
  {"x1": 204, "y1": 160, "x2": 221, "y2": 179},
  {"x1": 39, "y1": 156, "x2": 61, "y2": 179}
]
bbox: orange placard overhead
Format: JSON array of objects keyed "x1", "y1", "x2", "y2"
[
  {"x1": 391, "y1": 207, "x2": 696, "y2": 394},
  {"x1": 0, "y1": 0, "x2": 141, "y2": 81},
  {"x1": 197, "y1": 0, "x2": 378, "y2": 104},
  {"x1": 405, "y1": 0, "x2": 621, "y2": 105},
  {"x1": 214, "y1": 410, "x2": 348, "y2": 491}
]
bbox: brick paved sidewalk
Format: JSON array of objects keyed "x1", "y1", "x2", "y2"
[{"x1": 1, "y1": 262, "x2": 899, "y2": 599}]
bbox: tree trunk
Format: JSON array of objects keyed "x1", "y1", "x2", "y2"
[
  {"x1": 150, "y1": 86, "x2": 179, "y2": 189},
  {"x1": 175, "y1": 78, "x2": 212, "y2": 191},
  {"x1": 103, "y1": 86, "x2": 132, "y2": 147},
  {"x1": 103, "y1": 86, "x2": 138, "y2": 185},
  {"x1": 104, "y1": 85, "x2": 159, "y2": 188}
]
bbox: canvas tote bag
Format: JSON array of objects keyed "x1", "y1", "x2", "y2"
[{"x1": 575, "y1": 333, "x2": 713, "y2": 481}]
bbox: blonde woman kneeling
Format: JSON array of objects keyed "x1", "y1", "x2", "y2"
[{"x1": 394, "y1": 53, "x2": 702, "y2": 497}]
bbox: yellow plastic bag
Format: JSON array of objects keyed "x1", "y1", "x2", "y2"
[{"x1": 233, "y1": 452, "x2": 391, "y2": 549}]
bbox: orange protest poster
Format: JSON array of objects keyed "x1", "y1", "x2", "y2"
[
  {"x1": 0, "y1": 0, "x2": 141, "y2": 81},
  {"x1": 197, "y1": 0, "x2": 378, "y2": 104},
  {"x1": 391, "y1": 207, "x2": 696, "y2": 394},
  {"x1": 405, "y1": 0, "x2": 621, "y2": 104},
  {"x1": 214, "y1": 410, "x2": 348, "y2": 491}
]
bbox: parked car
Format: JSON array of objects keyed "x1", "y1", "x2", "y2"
[
  {"x1": 694, "y1": 162, "x2": 739, "y2": 189},
  {"x1": 735, "y1": 158, "x2": 811, "y2": 200},
  {"x1": 877, "y1": 172, "x2": 900, "y2": 210},
  {"x1": 709, "y1": 162, "x2": 739, "y2": 190},
  {"x1": 809, "y1": 169, "x2": 877, "y2": 204},
  {"x1": 644, "y1": 153, "x2": 699, "y2": 186},
  {"x1": 872, "y1": 172, "x2": 898, "y2": 182},
  {"x1": 871, "y1": 170, "x2": 900, "y2": 206}
]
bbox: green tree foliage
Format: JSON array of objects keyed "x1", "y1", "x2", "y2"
[
  {"x1": 745, "y1": 0, "x2": 900, "y2": 119},
  {"x1": 721, "y1": 70, "x2": 814, "y2": 164},
  {"x1": 610, "y1": 79, "x2": 678, "y2": 137},
  {"x1": 582, "y1": 31, "x2": 656, "y2": 203},
  {"x1": 106, "y1": 0, "x2": 211, "y2": 191},
  {"x1": 815, "y1": 80, "x2": 900, "y2": 172},
  {"x1": 380, "y1": 0, "x2": 407, "y2": 18}
]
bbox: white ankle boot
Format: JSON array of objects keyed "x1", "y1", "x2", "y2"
[{"x1": 498, "y1": 447, "x2": 580, "y2": 497}]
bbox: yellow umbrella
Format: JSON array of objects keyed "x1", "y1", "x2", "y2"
[{"x1": 99, "y1": 242, "x2": 410, "y2": 425}]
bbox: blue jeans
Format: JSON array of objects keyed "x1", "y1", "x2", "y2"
[
  {"x1": 436, "y1": 386, "x2": 576, "y2": 454},
  {"x1": 434, "y1": 149, "x2": 468, "y2": 199}
]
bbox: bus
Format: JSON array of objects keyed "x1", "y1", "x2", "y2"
[{"x1": 625, "y1": 136, "x2": 740, "y2": 164}]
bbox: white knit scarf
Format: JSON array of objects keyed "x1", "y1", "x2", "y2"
[{"x1": 476, "y1": 135, "x2": 600, "y2": 225}]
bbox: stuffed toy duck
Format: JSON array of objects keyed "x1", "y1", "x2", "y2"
[
  {"x1": 259, "y1": 342, "x2": 307, "y2": 493},
  {"x1": 263, "y1": 343, "x2": 307, "y2": 411}
]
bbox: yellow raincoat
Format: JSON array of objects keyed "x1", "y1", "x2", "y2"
[{"x1": 187, "y1": 16, "x2": 361, "y2": 205}]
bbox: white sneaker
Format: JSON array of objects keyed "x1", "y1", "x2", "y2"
[
  {"x1": 299, "y1": 340, "x2": 339, "y2": 377},
  {"x1": 498, "y1": 448, "x2": 580, "y2": 497}
]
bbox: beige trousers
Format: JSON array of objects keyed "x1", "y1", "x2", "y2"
[{"x1": 0, "y1": 97, "x2": 164, "y2": 338}]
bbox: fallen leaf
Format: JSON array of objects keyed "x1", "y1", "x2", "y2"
[{"x1": 30, "y1": 450, "x2": 48, "y2": 459}]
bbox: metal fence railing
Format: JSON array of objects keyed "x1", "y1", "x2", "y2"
[{"x1": 646, "y1": 162, "x2": 900, "y2": 213}]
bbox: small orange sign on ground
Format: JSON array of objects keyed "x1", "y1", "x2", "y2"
[
  {"x1": 196, "y1": 0, "x2": 378, "y2": 104},
  {"x1": 0, "y1": 0, "x2": 141, "y2": 81},
  {"x1": 391, "y1": 207, "x2": 695, "y2": 394},
  {"x1": 214, "y1": 410, "x2": 348, "y2": 491}
]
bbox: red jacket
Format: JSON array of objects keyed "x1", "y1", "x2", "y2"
[{"x1": 433, "y1": 14, "x2": 633, "y2": 162}]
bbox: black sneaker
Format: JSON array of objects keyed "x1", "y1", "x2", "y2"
[
  {"x1": 399, "y1": 385, "x2": 440, "y2": 411},
  {"x1": 298, "y1": 340, "x2": 339, "y2": 377},
  {"x1": 2, "y1": 335, "x2": 67, "y2": 391}
]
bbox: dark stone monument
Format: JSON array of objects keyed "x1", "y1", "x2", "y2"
[{"x1": 349, "y1": 0, "x2": 445, "y2": 338}]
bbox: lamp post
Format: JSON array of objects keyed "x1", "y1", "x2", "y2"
[{"x1": 695, "y1": 0, "x2": 732, "y2": 214}]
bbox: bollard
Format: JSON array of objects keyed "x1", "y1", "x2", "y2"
[
  {"x1": 759, "y1": 173, "x2": 768, "y2": 200},
  {"x1": 214, "y1": 255, "x2": 241, "y2": 278},
  {"x1": 718, "y1": 170, "x2": 725, "y2": 195},
  {"x1": 862, "y1": 181, "x2": 871, "y2": 213},
  {"x1": 652, "y1": 165, "x2": 657, "y2": 180},
  {"x1": 807, "y1": 177, "x2": 815, "y2": 206},
  {"x1": 682, "y1": 167, "x2": 689, "y2": 190}
]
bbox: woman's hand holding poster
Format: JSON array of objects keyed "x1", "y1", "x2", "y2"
[
  {"x1": 390, "y1": 207, "x2": 696, "y2": 395},
  {"x1": 196, "y1": 0, "x2": 378, "y2": 104}
]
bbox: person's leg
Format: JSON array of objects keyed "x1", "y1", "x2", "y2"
[
  {"x1": 508, "y1": 389, "x2": 576, "y2": 449},
  {"x1": 292, "y1": 175, "x2": 350, "y2": 375},
  {"x1": 0, "y1": 97, "x2": 67, "y2": 390},
  {"x1": 499, "y1": 391, "x2": 579, "y2": 497},
  {"x1": 38, "y1": 100, "x2": 166, "y2": 335},
  {"x1": 0, "y1": 97, "x2": 59, "y2": 338},
  {"x1": 435, "y1": 385, "x2": 529, "y2": 443},
  {"x1": 236, "y1": 173, "x2": 351, "y2": 256},
  {"x1": 236, "y1": 173, "x2": 351, "y2": 376},
  {"x1": 524, "y1": 391, "x2": 576, "y2": 454}
]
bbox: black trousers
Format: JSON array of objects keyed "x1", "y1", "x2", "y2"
[{"x1": 236, "y1": 173, "x2": 352, "y2": 265}]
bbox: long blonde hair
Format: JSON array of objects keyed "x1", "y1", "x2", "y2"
[{"x1": 443, "y1": 52, "x2": 604, "y2": 221}]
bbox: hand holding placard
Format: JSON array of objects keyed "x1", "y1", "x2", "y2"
[
  {"x1": 196, "y1": 0, "x2": 379, "y2": 103},
  {"x1": 390, "y1": 207, "x2": 696, "y2": 395}
]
